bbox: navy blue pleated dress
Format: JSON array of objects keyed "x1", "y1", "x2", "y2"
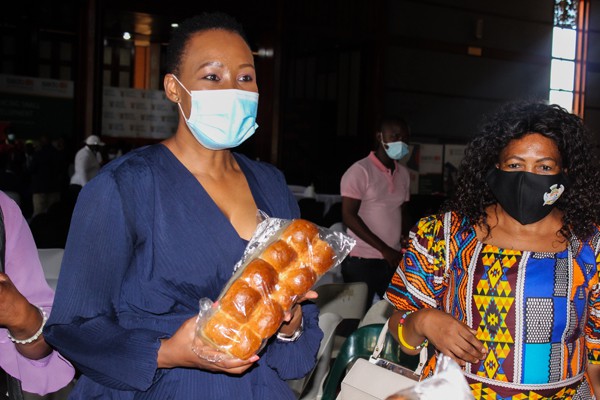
[{"x1": 44, "y1": 144, "x2": 323, "y2": 399}]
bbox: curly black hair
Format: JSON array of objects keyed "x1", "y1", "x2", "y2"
[
  {"x1": 165, "y1": 12, "x2": 248, "y2": 76},
  {"x1": 443, "y1": 100, "x2": 600, "y2": 240}
]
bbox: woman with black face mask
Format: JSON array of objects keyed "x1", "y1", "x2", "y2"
[{"x1": 384, "y1": 101, "x2": 600, "y2": 399}]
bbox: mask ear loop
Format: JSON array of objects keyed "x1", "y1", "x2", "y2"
[
  {"x1": 171, "y1": 75, "x2": 192, "y2": 121},
  {"x1": 171, "y1": 74, "x2": 192, "y2": 96},
  {"x1": 378, "y1": 132, "x2": 388, "y2": 148}
]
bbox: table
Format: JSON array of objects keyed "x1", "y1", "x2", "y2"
[{"x1": 288, "y1": 185, "x2": 342, "y2": 216}]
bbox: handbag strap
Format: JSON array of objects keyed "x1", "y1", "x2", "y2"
[{"x1": 370, "y1": 319, "x2": 428, "y2": 376}]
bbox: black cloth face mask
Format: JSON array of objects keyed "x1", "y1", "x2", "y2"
[{"x1": 485, "y1": 168, "x2": 568, "y2": 225}]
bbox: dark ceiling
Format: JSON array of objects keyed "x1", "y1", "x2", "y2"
[{"x1": 1, "y1": 0, "x2": 278, "y2": 49}]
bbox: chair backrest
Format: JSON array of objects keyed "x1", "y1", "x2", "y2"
[
  {"x1": 37, "y1": 248, "x2": 64, "y2": 290},
  {"x1": 328, "y1": 221, "x2": 346, "y2": 233},
  {"x1": 321, "y1": 324, "x2": 385, "y2": 400},
  {"x1": 288, "y1": 184, "x2": 307, "y2": 196},
  {"x1": 358, "y1": 299, "x2": 395, "y2": 328},
  {"x1": 288, "y1": 312, "x2": 344, "y2": 400},
  {"x1": 313, "y1": 282, "x2": 369, "y2": 321}
]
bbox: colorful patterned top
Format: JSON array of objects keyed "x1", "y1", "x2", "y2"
[{"x1": 385, "y1": 212, "x2": 600, "y2": 400}]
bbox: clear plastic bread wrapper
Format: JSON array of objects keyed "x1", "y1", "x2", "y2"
[
  {"x1": 385, "y1": 354, "x2": 475, "y2": 400},
  {"x1": 194, "y1": 216, "x2": 355, "y2": 361}
]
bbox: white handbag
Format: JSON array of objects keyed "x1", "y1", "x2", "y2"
[{"x1": 340, "y1": 321, "x2": 428, "y2": 400}]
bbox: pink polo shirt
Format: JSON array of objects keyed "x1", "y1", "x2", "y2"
[{"x1": 340, "y1": 152, "x2": 410, "y2": 259}]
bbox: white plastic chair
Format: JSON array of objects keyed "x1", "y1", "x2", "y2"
[
  {"x1": 37, "y1": 248, "x2": 64, "y2": 291},
  {"x1": 313, "y1": 282, "x2": 369, "y2": 359},
  {"x1": 288, "y1": 312, "x2": 343, "y2": 400},
  {"x1": 328, "y1": 222, "x2": 346, "y2": 233},
  {"x1": 358, "y1": 299, "x2": 395, "y2": 328},
  {"x1": 313, "y1": 282, "x2": 368, "y2": 320}
]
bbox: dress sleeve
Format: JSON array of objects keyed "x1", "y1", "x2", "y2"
[
  {"x1": 0, "y1": 192, "x2": 75, "y2": 395},
  {"x1": 585, "y1": 240, "x2": 600, "y2": 364},
  {"x1": 385, "y1": 213, "x2": 448, "y2": 311},
  {"x1": 263, "y1": 302, "x2": 323, "y2": 380},
  {"x1": 43, "y1": 171, "x2": 167, "y2": 392}
]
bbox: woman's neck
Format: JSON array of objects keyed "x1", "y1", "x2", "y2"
[
  {"x1": 475, "y1": 204, "x2": 567, "y2": 252},
  {"x1": 162, "y1": 132, "x2": 238, "y2": 179}
]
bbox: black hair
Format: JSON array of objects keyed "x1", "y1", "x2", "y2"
[
  {"x1": 166, "y1": 12, "x2": 248, "y2": 76},
  {"x1": 373, "y1": 116, "x2": 410, "y2": 149},
  {"x1": 378, "y1": 116, "x2": 410, "y2": 136},
  {"x1": 443, "y1": 100, "x2": 600, "y2": 240}
]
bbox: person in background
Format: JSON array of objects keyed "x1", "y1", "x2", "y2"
[
  {"x1": 0, "y1": 190, "x2": 75, "y2": 396},
  {"x1": 68, "y1": 135, "x2": 105, "y2": 197},
  {"x1": 43, "y1": 12, "x2": 322, "y2": 399},
  {"x1": 386, "y1": 101, "x2": 600, "y2": 399},
  {"x1": 340, "y1": 116, "x2": 411, "y2": 308},
  {"x1": 28, "y1": 136, "x2": 62, "y2": 217}
]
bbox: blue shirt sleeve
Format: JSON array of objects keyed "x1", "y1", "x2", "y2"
[
  {"x1": 264, "y1": 302, "x2": 323, "y2": 380},
  {"x1": 43, "y1": 169, "x2": 166, "y2": 391}
]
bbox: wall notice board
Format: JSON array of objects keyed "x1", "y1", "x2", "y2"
[{"x1": 0, "y1": 74, "x2": 74, "y2": 138}]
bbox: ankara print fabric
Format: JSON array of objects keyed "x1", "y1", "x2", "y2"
[{"x1": 385, "y1": 212, "x2": 600, "y2": 399}]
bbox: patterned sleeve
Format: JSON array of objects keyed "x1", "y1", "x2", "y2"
[
  {"x1": 585, "y1": 234, "x2": 600, "y2": 364},
  {"x1": 385, "y1": 213, "x2": 449, "y2": 311}
]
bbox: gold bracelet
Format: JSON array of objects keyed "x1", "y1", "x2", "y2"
[{"x1": 397, "y1": 311, "x2": 428, "y2": 350}]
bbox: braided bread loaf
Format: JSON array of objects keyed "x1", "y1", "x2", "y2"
[{"x1": 200, "y1": 219, "x2": 335, "y2": 359}]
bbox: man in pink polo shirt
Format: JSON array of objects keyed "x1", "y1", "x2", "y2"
[{"x1": 340, "y1": 116, "x2": 411, "y2": 308}]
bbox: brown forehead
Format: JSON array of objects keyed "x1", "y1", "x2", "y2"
[
  {"x1": 179, "y1": 29, "x2": 254, "y2": 72},
  {"x1": 499, "y1": 133, "x2": 561, "y2": 160}
]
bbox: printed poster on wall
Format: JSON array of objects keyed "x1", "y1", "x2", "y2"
[
  {"x1": 443, "y1": 144, "x2": 467, "y2": 195},
  {"x1": 0, "y1": 74, "x2": 74, "y2": 138},
  {"x1": 399, "y1": 145, "x2": 419, "y2": 195},
  {"x1": 412, "y1": 143, "x2": 444, "y2": 194},
  {"x1": 102, "y1": 87, "x2": 178, "y2": 139}
]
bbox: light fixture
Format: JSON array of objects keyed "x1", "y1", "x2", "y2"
[
  {"x1": 253, "y1": 48, "x2": 274, "y2": 58},
  {"x1": 123, "y1": 32, "x2": 131, "y2": 40},
  {"x1": 171, "y1": 23, "x2": 179, "y2": 28}
]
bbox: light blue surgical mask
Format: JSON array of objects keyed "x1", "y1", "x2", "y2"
[
  {"x1": 173, "y1": 75, "x2": 259, "y2": 150},
  {"x1": 381, "y1": 139, "x2": 409, "y2": 160}
]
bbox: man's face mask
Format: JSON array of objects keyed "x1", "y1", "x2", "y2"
[
  {"x1": 380, "y1": 137, "x2": 409, "y2": 160},
  {"x1": 485, "y1": 168, "x2": 568, "y2": 225},
  {"x1": 172, "y1": 75, "x2": 259, "y2": 150}
]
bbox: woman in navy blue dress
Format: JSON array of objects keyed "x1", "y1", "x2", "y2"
[{"x1": 44, "y1": 12, "x2": 322, "y2": 399}]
